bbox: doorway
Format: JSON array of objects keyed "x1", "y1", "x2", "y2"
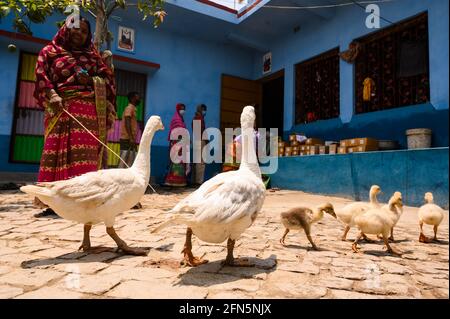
[{"x1": 260, "y1": 70, "x2": 284, "y2": 134}]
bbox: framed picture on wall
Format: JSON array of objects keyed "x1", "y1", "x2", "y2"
[
  {"x1": 263, "y1": 52, "x2": 272, "y2": 74},
  {"x1": 118, "y1": 26, "x2": 135, "y2": 53}
]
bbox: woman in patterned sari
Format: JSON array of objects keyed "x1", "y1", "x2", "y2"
[
  {"x1": 33, "y1": 17, "x2": 116, "y2": 217},
  {"x1": 164, "y1": 103, "x2": 189, "y2": 187}
]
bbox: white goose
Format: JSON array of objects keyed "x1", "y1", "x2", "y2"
[
  {"x1": 335, "y1": 185, "x2": 381, "y2": 241},
  {"x1": 352, "y1": 191, "x2": 403, "y2": 256},
  {"x1": 21, "y1": 116, "x2": 164, "y2": 255},
  {"x1": 381, "y1": 191, "x2": 403, "y2": 241},
  {"x1": 152, "y1": 106, "x2": 266, "y2": 267},
  {"x1": 418, "y1": 192, "x2": 445, "y2": 243}
]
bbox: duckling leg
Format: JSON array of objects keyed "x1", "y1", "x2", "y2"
[
  {"x1": 388, "y1": 227, "x2": 395, "y2": 242},
  {"x1": 419, "y1": 221, "x2": 432, "y2": 243},
  {"x1": 223, "y1": 238, "x2": 255, "y2": 267},
  {"x1": 78, "y1": 224, "x2": 92, "y2": 252},
  {"x1": 352, "y1": 232, "x2": 363, "y2": 253},
  {"x1": 304, "y1": 226, "x2": 319, "y2": 250},
  {"x1": 382, "y1": 234, "x2": 401, "y2": 256},
  {"x1": 341, "y1": 225, "x2": 350, "y2": 241},
  {"x1": 106, "y1": 227, "x2": 147, "y2": 256},
  {"x1": 433, "y1": 225, "x2": 440, "y2": 242},
  {"x1": 181, "y1": 227, "x2": 208, "y2": 267},
  {"x1": 280, "y1": 228, "x2": 289, "y2": 246}
]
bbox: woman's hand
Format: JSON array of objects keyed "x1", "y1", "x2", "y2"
[{"x1": 49, "y1": 93, "x2": 63, "y2": 114}]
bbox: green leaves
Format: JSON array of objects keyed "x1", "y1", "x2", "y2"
[
  {"x1": 136, "y1": 0, "x2": 165, "y2": 27},
  {"x1": 2, "y1": 0, "x2": 166, "y2": 38}
]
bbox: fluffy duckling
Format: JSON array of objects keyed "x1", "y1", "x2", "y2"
[
  {"x1": 352, "y1": 192, "x2": 403, "y2": 256},
  {"x1": 418, "y1": 192, "x2": 444, "y2": 243},
  {"x1": 21, "y1": 116, "x2": 164, "y2": 255},
  {"x1": 380, "y1": 191, "x2": 403, "y2": 241},
  {"x1": 280, "y1": 203, "x2": 337, "y2": 250},
  {"x1": 336, "y1": 185, "x2": 381, "y2": 241}
]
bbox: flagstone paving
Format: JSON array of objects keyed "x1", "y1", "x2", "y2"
[{"x1": 0, "y1": 188, "x2": 448, "y2": 299}]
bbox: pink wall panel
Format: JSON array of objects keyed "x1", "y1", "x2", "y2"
[{"x1": 17, "y1": 81, "x2": 41, "y2": 109}]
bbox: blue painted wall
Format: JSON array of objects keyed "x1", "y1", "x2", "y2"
[
  {"x1": 254, "y1": 0, "x2": 449, "y2": 146},
  {"x1": 270, "y1": 148, "x2": 449, "y2": 208},
  {"x1": 0, "y1": 12, "x2": 256, "y2": 179}
]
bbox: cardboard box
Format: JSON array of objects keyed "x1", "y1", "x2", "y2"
[
  {"x1": 329, "y1": 144, "x2": 338, "y2": 154},
  {"x1": 338, "y1": 146, "x2": 347, "y2": 154},
  {"x1": 305, "y1": 138, "x2": 324, "y2": 146},
  {"x1": 300, "y1": 145, "x2": 310, "y2": 152},
  {"x1": 347, "y1": 144, "x2": 379, "y2": 153},
  {"x1": 309, "y1": 145, "x2": 320, "y2": 155},
  {"x1": 319, "y1": 145, "x2": 329, "y2": 155},
  {"x1": 341, "y1": 138, "x2": 378, "y2": 148}
]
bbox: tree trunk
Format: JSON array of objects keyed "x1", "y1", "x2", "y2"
[{"x1": 94, "y1": 0, "x2": 106, "y2": 50}]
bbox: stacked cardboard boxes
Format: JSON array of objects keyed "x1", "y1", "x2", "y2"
[{"x1": 338, "y1": 138, "x2": 379, "y2": 154}]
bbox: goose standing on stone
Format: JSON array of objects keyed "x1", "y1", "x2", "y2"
[
  {"x1": 352, "y1": 192, "x2": 403, "y2": 256},
  {"x1": 21, "y1": 116, "x2": 164, "y2": 255},
  {"x1": 335, "y1": 185, "x2": 381, "y2": 241},
  {"x1": 152, "y1": 106, "x2": 266, "y2": 267},
  {"x1": 418, "y1": 192, "x2": 445, "y2": 243}
]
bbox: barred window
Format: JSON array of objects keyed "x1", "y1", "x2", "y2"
[
  {"x1": 295, "y1": 48, "x2": 340, "y2": 124},
  {"x1": 354, "y1": 12, "x2": 429, "y2": 114}
]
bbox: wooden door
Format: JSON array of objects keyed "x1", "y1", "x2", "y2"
[{"x1": 220, "y1": 74, "x2": 262, "y2": 135}]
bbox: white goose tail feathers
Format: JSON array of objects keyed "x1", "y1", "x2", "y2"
[
  {"x1": 20, "y1": 185, "x2": 52, "y2": 198},
  {"x1": 151, "y1": 215, "x2": 191, "y2": 234}
]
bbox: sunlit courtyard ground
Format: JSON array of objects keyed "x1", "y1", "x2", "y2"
[{"x1": 0, "y1": 188, "x2": 448, "y2": 299}]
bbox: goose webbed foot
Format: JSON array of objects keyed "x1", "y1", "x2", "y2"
[
  {"x1": 180, "y1": 227, "x2": 208, "y2": 267},
  {"x1": 387, "y1": 247, "x2": 402, "y2": 256},
  {"x1": 419, "y1": 232, "x2": 432, "y2": 243},
  {"x1": 78, "y1": 224, "x2": 92, "y2": 252},
  {"x1": 117, "y1": 245, "x2": 148, "y2": 256},
  {"x1": 223, "y1": 256, "x2": 255, "y2": 267},
  {"x1": 181, "y1": 248, "x2": 208, "y2": 267},
  {"x1": 351, "y1": 243, "x2": 361, "y2": 253},
  {"x1": 106, "y1": 226, "x2": 147, "y2": 256},
  {"x1": 223, "y1": 238, "x2": 255, "y2": 267},
  {"x1": 382, "y1": 236, "x2": 402, "y2": 256}
]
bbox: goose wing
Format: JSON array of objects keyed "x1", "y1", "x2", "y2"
[
  {"x1": 40, "y1": 169, "x2": 137, "y2": 207},
  {"x1": 172, "y1": 172, "x2": 265, "y2": 224}
]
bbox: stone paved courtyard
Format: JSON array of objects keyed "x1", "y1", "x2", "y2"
[{"x1": 0, "y1": 188, "x2": 448, "y2": 299}]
